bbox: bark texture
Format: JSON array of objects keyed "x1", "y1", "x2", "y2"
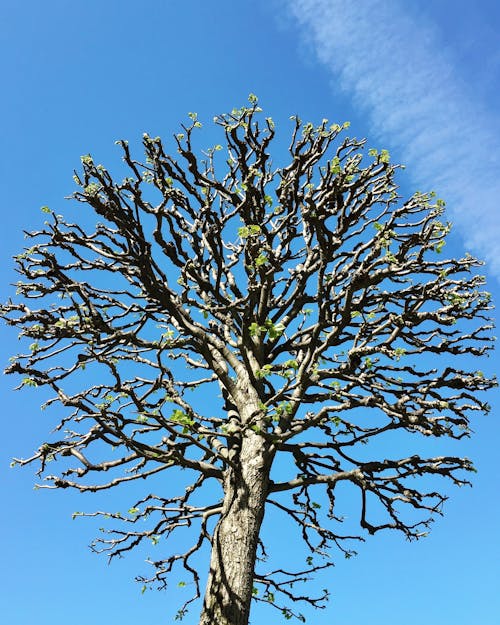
[{"x1": 199, "y1": 432, "x2": 272, "y2": 625}]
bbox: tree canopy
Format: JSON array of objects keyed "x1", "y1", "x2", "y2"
[{"x1": 2, "y1": 96, "x2": 496, "y2": 624}]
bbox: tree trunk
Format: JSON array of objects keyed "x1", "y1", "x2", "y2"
[{"x1": 199, "y1": 431, "x2": 272, "y2": 625}]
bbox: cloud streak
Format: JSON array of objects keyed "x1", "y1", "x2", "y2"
[{"x1": 285, "y1": 0, "x2": 500, "y2": 277}]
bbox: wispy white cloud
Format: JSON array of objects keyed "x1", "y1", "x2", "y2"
[{"x1": 285, "y1": 0, "x2": 500, "y2": 278}]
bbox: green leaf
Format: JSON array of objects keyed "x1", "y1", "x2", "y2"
[
  {"x1": 393, "y1": 347, "x2": 406, "y2": 361},
  {"x1": 262, "y1": 318, "x2": 285, "y2": 340},
  {"x1": 169, "y1": 409, "x2": 195, "y2": 433},
  {"x1": 84, "y1": 183, "x2": 100, "y2": 196},
  {"x1": 435, "y1": 240, "x2": 446, "y2": 254},
  {"x1": 267, "y1": 322, "x2": 285, "y2": 339},
  {"x1": 170, "y1": 409, "x2": 193, "y2": 424},
  {"x1": 40, "y1": 205, "x2": 51, "y2": 213},
  {"x1": 276, "y1": 401, "x2": 293, "y2": 417},
  {"x1": 330, "y1": 156, "x2": 341, "y2": 174},
  {"x1": 22, "y1": 377, "x2": 38, "y2": 387},
  {"x1": 256, "y1": 364, "x2": 272, "y2": 379},
  {"x1": 379, "y1": 149, "x2": 390, "y2": 163},
  {"x1": 255, "y1": 252, "x2": 268, "y2": 267},
  {"x1": 249, "y1": 322, "x2": 263, "y2": 337}
]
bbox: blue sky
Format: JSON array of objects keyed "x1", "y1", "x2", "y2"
[{"x1": 0, "y1": 1, "x2": 498, "y2": 624}]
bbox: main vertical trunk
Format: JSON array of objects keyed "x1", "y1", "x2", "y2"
[{"x1": 199, "y1": 433, "x2": 271, "y2": 625}]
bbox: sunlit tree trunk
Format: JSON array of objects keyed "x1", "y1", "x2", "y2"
[{"x1": 199, "y1": 431, "x2": 272, "y2": 625}]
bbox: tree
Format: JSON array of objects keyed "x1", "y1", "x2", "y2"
[{"x1": 2, "y1": 96, "x2": 495, "y2": 625}]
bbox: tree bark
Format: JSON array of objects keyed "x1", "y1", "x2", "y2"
[{"x1": 199, "y1": 431, "x2": 272, "y2": 625}]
